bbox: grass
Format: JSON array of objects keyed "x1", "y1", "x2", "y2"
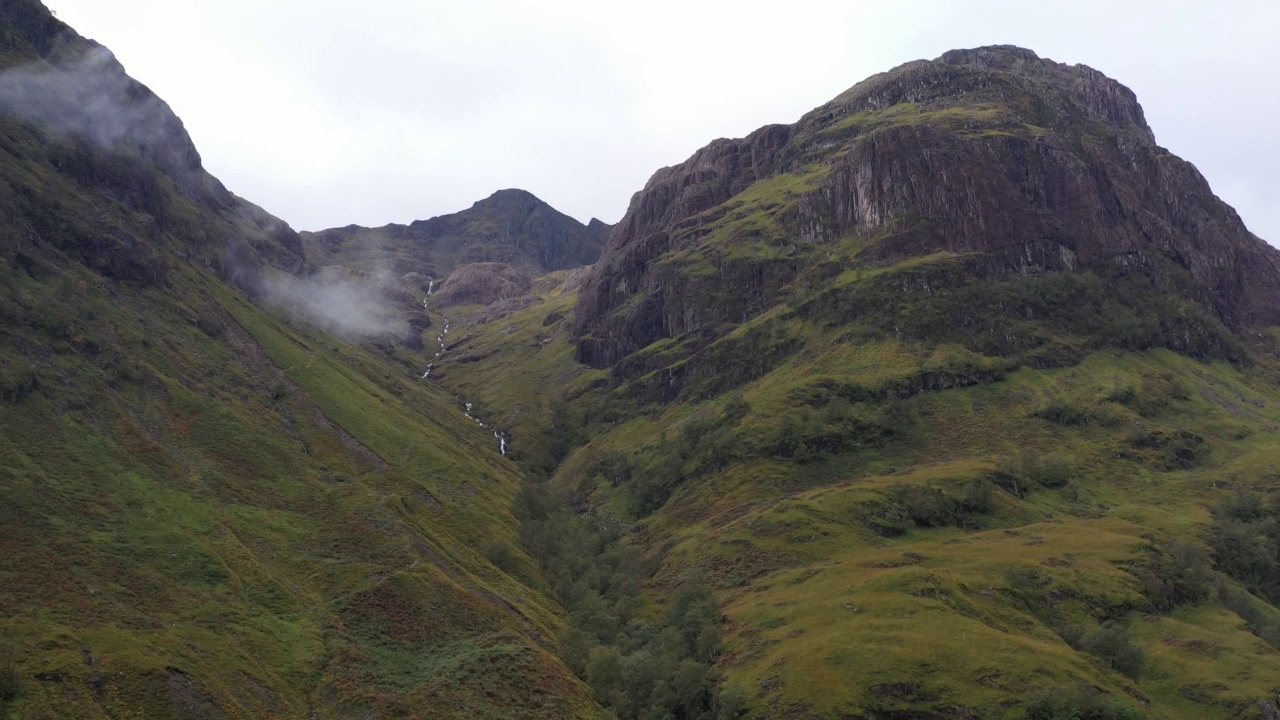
[
  {"x1": 8, "y1": 11, "x2": 1280, "y2": 716},
  {"x1": 437, "y1": 261, "x2": 1280, "y2": 718},
  {"x1": 0, "y1": 105, "x2": 601, "y2": 717}
]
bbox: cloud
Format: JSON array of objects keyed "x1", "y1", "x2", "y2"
[
  {"x1": 0, "y1": 43, "x2": 177, "y2": 149},
  {"x1": 0, "y1": 36, "x2": 410, "y2": 341},
  {"x1": 0, "y1": 40, "x2": 208, "y2": 198},
  {"x1": 259, "y1": 267, "x2": 410, "y2": 340}
]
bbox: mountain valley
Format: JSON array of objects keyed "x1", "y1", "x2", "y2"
[{"x1": 4, "y1": 2, "x2": 1280, "y2": 719}]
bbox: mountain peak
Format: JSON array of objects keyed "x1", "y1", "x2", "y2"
[
  {"x1": 575, "y1": 45, "x2": 1280, "y2": 370},
  {"x1": 303, "y1": 190, "x2": 611, "y2": 278},
  {"x1": 937, "y1": 43, "x2": 1044, "y2": 69},
  {"x1": 481, "y1": 187, "x2": 543, "y2": 204},
  {"x1": 815, "y1": 44, "x2": 1153, "y2": 146}
]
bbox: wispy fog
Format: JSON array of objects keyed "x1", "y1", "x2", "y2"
[
  {"x1": 0, "y1": 40, "x2": 411, "y2": 342},
  {"x1": 0, "y1": 44, "x2": 186, "y2": 155},
  {"x1": 260, "y1": 268, "x2": 408, "y2": 340}
]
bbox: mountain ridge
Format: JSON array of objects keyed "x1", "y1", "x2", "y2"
[
  {"x1": 301, "y1": 187, "x2": 611, "y2": 283},
  {"x1": 0, "y1": 3, "x2": 602, "y2": 717},
  {"x1": 7, "y1": 5, "x2": 1280, "y2": 717},
  {"x1": 420, "y1": 43, "x2": 1280, "y2": 720},
  {"x1": 574, "y1": 45, "x2": 1280, "y2": 372}
]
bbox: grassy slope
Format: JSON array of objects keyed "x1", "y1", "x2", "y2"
[
  {"x1": 429, "y1": 137, "x2": 1280, "y2": 719},
  {"x1": 0, "y1": 113, "x2": 601, "y2": 719},
  {"x1": 440, "y1": 280, "x2": 1280, "y2": 718}
]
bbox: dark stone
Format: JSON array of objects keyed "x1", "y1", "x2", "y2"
[
  {"x1": 301, "y1": 189, "x2": 613, "y2": 279},
  {"x1": 573, "y1": 45, "x2": 1280, "y2": 377}
]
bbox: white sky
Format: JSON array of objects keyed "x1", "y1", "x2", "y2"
[{"x1": 42, "y1": 0, "x2": 1280, "y2": 244}]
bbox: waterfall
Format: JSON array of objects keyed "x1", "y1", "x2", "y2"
[{"x1": 417, "y1": 318, "x2": 509, "y2": 457}]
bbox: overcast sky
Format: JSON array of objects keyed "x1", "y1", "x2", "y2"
[{"x1": 42, "y1": 1, "x2": 1280, "y2": 244}]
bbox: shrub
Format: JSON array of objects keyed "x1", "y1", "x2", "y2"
[
  {"x1": 1034, "y1": 454, "x2": 1075, "y2": 488},
  {"x1": 483, "y1": 540, "x2": 520, "y2": 574},
  {"x1": 1161, "y1": 430, "x2": 1210, "y2": 470},
  {"x1": 1104, "y1": 384, "x2": 1138, "y2": 406},
  {"x1": 716, "y1": 685, "x2": 749, "y2": 720},
  {"x1": 1207, "y1": 491, "x2": 1280, "y2": 603},
  {"x1": 1076, "y1": 622, "x2": 1145, "y2": 680},
  {"x1": 1062, "y1": 480, "x2": 1085, "y2": 502},
  {"x1": 722, "y1": 392, "x2": 750, "y2": 422},
  {"x1": 1137, "y1": 539, "x2": 1213, "y2": 612},
  {"x1": 0, "y1": 662, "x2": 19, "y2": 703},
  {"x1": 888, "y1": 483, "x2": 959, "y2": 527},
  {"x1": 1026, "y1": 684, "x2": 1142, "y2": 720},
  {"x1": 999, "y1": 451, "x2": 1076, "y2": 490},
  {"x1": 1219, "y1": 586, "x2": 1280, "y2": 649},
  {"x1": 962, "y1": 478, "x2": 997, "y2": 514},
  {"x1": 877, "y1": 479, "x2": 1000, "y2": 533},
  {"x1": 1034, "y1": 399, "x2": 1089, "y2": 426}
]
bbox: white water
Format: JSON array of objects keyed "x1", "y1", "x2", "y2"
[
  {"x1": 418, "y1": 320, "x2": 508, "y2": 456},
  {"x1": 427, "y1": 279, "x2": 435, "y2": 296}
]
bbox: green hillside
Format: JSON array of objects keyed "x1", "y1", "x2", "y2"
[
  {"x1": 0, "y1": 3, "x2": 601, "y2": 717},
  {"x1": 5, "y1": 3, "x2": 1280, "y2": 718},
  {"x1": 424, "y1": 48, "x2": 1280, "y2": 720},
  {"x1": 431, "y1": 246, "x2": 1280, "y2": 720}
]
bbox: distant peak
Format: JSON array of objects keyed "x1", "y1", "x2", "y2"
[
  {"x1": 937, "y1": 45, "x2": 1043, "y2": 70},
  {"x1": 480, "y1": 188, "x2": 543, "y2": 205}
]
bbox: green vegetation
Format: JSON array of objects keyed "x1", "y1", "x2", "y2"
[
  {"x1": 1208, "y1": 491, "x2": 1280, "y2": 603},
  {"x1": 515, "y1": 480, "x2": 734, "y2": 719},
  {"x1": 10, "y1": 9, "x2": 1280, "y2": 718},
  {"x1": 0, "y1": 33, "x2": 600, "y2": 714},
  {"x1": 1026, "y1": 685, "x2": 1142, "y2": 720},
  {"x1": 433, "y1": 262, "x2": 1280, "y2": 718}
]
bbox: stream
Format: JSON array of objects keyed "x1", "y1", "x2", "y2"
[{"x1": 418, "y1": 317, "x2": 508, "y2": 456}]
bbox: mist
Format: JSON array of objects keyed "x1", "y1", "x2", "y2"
[
  {"x1": 259, "y1": 268, "x2": 410, "y2": 341},
  {"x1": 0, "y1": 40, "x2": 412, "y2": 343},
  {"x1": 0, "y1": 42, "x2": 187, "y2": 152}
]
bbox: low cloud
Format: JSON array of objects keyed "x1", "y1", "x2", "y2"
[
  {"x1": 0, "y1": 43, "x2": 179, "y2": 152},
  {"x1": 260, "y1": 268, "x2": 409, "y2": 340},
  {"x1": 0, "y1": 39, "x2": 409, "y2": 341}
]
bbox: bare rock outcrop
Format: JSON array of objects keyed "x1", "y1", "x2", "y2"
[
  {"x1": 434, "y1": 262, "x2": 533, "y2": 308},
  {"x1": 574, "y1": 45, "x2": 1280, "y2": 370}
]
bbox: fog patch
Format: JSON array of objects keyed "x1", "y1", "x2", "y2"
[
  {"x1": 0, "y1": 43, "x2": 180, "y2": 148},
  {"x1": 261, "y1": 268, "x2": 409, "y2": 340}
]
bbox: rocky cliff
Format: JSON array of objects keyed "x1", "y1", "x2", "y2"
[
  {"x1": 574, "y1": 46, "x2": 1280, "y2": 371},
  {"x1": 434, "y1": 261, "x2": 533, "y2": 308},
  {"x1": 0, "y1": 0, "x2": 305, "y2": 286},
  {"x1": 302, "y1": 188, "x2": 611, "y2": 281}
]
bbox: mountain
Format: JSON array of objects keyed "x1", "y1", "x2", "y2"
[
  {"x1": 575, "y1": 45, "x2": 1280, "y2": 375},
  {"x1": 427, "y1": 47, "x2": 1280, "y2": 719},
  {"x1": 8, "y1": 0, "x2": 1280, "y2": 715},
  {"x1": 0, "y1": 3, "x2": 600, "y2": 718},
  {"x1": 301, "y1": 188, "x2": 611, "y2": 284}
]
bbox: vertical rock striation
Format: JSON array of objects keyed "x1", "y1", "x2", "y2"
[{"x1": 574, "y1": 45, "x2": 1280, "y2": 370}]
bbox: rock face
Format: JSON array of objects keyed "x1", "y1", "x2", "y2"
[
  {"x1": 434, "y1": 262, "x2": 533, "y2": 308},
  {"x1": 0, "y1": 0, "x2": 305, "y2": 288},
  {"x1": 573, "y1": 45, "x2": 1280, "y2": 369},
  {"x1": 302, "y1": 189, "x2": 611, "y2": 280}
]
